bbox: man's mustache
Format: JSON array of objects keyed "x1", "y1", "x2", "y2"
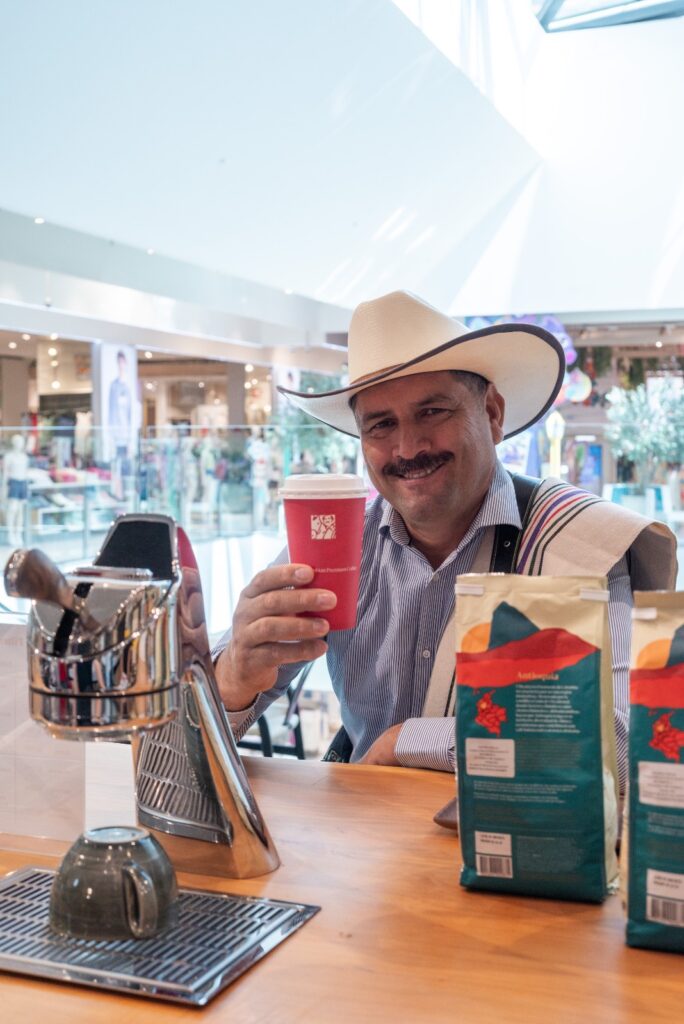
[{"x1": 383, "y1": 451, "x2": 454, "y2": 478}]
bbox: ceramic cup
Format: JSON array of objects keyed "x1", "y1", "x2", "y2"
[{"x1": 49, "y1": 825, "x2": 178, "y2": 940}]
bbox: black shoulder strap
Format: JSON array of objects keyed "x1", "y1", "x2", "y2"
[{"x1": 490, "y1": 472, "x2": 542, "y2": 573}]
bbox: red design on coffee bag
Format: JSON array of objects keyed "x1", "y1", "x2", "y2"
[
  {"x1": 458, "y1": 629, "x2": 597, "y2": 687},
  {"x1": 475, "y1": 692, "x2": 507, "y2": 736},
  {"x1": 650, "y1": 712, "x2": 684, "y2": 762}
]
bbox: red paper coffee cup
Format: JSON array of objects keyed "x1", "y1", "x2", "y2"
[{"x1": 280, "y1": 474, "x2": 367, "y2": 631}]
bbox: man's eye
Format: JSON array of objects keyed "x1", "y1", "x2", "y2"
[
  {"x1": 421, "y1": 407, "x2": 447, "y2": 418},
  {"x1": 367, "y1": 419, "x2": 394, "y2": 435}
]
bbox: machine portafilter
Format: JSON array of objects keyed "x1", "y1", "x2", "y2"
[{"x1": 4, "y1": 514, "x2": 279, "y2": 879}]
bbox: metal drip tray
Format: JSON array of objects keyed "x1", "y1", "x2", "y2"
[{"x1": 0, "y1": 867, "x2": 319, "y2": 1006}]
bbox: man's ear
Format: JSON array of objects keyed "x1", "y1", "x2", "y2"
[{"x1": 485, "y1": 385, "x2": 505, "y2": 444}]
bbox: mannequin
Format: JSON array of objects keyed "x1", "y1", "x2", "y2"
[
  {"x1": 179, "y1": 436, "x2": 199, "y2": 528},
  {"x1": 4, "y1": 434, "x2": 29, "y2": 545},
  {"x1": 247, "y1": 428, "x2": 271, "y2": 529},
  {"x1": 199, "y1": 436, "x2": 218, "y2": 511}
]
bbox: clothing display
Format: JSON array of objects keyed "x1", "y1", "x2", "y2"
[
  {"x1": 3, "y1": 436, "x2": 30, "y2": 544},
  {"x1": 74, "y1": 411, "x2": 93, "y2": 459},
  {"x1": 7, "y1": 479, "x2": 28, "y2": 500}
]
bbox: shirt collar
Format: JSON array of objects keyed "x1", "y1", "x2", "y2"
[{"x1": 378, "y1": 459, "x2": 521, "y2": 549}]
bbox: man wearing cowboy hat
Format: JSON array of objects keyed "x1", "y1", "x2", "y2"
[{"x1": 214, "y1": 292, "x2": 676, "y2": 787}]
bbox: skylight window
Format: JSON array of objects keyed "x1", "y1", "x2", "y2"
[{"x1": 534, "y1": 0, "x2": 684, "y2": 32}]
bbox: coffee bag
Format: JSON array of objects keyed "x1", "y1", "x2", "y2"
[
  {"x1": 455, "y1": 574, "x2": 619, "y2": 902},
  {"x1": 625, "y1": 591, "x2": 684, "y2": 952}
]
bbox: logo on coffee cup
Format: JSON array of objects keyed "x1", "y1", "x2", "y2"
[{"x1": 311, "y1": 514, "x2": 336, "y2": 540}]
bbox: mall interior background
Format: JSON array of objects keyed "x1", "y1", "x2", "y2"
[{"x1": 2, "y1": 0, "x2": 684, "y2": 754}]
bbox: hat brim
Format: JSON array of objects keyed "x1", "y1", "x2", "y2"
[{"x1": 277, "y1": 323, "x2": 565, "y2": 439}]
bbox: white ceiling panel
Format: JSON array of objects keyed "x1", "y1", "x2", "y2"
[{"x1": 0, "y1": 0, "x2": 539, "y2": 310}]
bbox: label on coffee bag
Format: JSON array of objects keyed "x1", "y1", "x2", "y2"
[
  {"x1": 456, "y1": 574, "x2": 618, "y2": 903},
  {"x1": 626, "y1": 593, "x2": 684, "y2": 953}
]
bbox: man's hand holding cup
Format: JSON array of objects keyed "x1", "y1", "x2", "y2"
[
  {"x1": 215, "y1": 563, "x2": 337, "y2": 711},
  {"x1": 217, "y1": 474, "x2": 366, "y2": 712}
]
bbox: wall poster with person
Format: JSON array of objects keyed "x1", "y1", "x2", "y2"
[{"x1": 91, "y1": 342, "x2": 140, "y2": 497}]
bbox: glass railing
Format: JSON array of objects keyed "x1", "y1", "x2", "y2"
[{"x1": 0, "y1": 423, "x2": 362, "y2": 564}]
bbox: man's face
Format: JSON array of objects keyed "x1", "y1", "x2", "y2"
[{"x1": 353, "y1": 371, "x2": 505, "y2": 532}]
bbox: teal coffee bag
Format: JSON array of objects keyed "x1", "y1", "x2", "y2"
[
  {"x1": 625, "y1": 591, "x2": 684, "y2": 953},
  {"x1": 455, "y1": 574, "x2": 619, "y2": 902}
]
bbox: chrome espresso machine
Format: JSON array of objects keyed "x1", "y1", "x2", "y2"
[
  {"x1": 0, "y1": 515, "x2": 321, "y2": 1005},
  {"x1": 4, "y1": 513, "x2": 279, "y2": 879}
]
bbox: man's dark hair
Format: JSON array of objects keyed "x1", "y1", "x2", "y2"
[{"x1": 449, "y1": 370, "x2": 489, "y2": 397}]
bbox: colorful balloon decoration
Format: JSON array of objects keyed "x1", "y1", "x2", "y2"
[{"x1": 565, "y1": 367, "x2": 593, "y2": 404}]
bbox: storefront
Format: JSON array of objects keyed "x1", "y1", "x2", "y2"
[{"x1": 0, "y1": 329, "x2": 353, "y2": 556}]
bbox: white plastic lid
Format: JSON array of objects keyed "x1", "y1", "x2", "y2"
[{"x1": 279, "y1": 473, "x2": 367, "y2": 500}]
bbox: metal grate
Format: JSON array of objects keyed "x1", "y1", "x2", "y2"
[
  {"x1": 137, "y1": 718, "x2": 227, "y2": 835},
  {"x1": 0, "y1": 867, "x2": 319, "y2": 1006}
]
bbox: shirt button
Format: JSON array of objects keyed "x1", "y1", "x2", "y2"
[{"x1": 422, "y1": 649, "x2": 431, "y2": 659}]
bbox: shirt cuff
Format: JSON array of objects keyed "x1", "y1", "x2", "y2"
[
  {"x1": 226, "y1": 699, "x2": 259, "y2": 741},
  {"x1": 211, "y1": 642, "x2": 259, "y2": 740},
  {"x1": 395, "y1": 717, "x2": 455, "y2": 772}
]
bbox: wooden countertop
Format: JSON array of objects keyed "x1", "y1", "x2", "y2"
[{"x1": 1, "y1": 757, "x2": 682, "y2": 1022}]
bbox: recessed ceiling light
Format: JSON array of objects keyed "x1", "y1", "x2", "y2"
[
  {"x1": 8, "y1": 341, "x2": 17, "y2": 350},
  {"x1": 145, "y1": 381, "x2": 154, "y2": 390},
  {"x1": 144, "y1": 350, "x2": 153, "y2": 359},
  {"x1": 284, "y1": 288, "x2": 293, "y2": 295},
  {"x1": 146, "y1": 248, "x2": 155, "y2": 256},
  {"x1": 655, "y1": 340, "x2": 664, "y2": 348},
  {"x1": 49, "y1": 333, "x2": 59, "y2": 341},
  {"x1": 48, "y1": 347, "x2": 58, "y2": 356},
  {"x1": 245, "y1": 363, "x2": 254, "y2": 373},
  {"x1": 198, "y1": 381, "x2": 205, "y2": 389},
  {"x1": 243, "y1": 381, "x2": 251, "y2": 390},
  {"x1": 213, "y1": 398, "x2": 220, "y2": 405},
  {"x1": 51, "y1": 380, "x2": 61, "y2": 389},
  {"x1": 34, "y1": 217, "x2": 45, "y2": 225},
  {"x1": 21, "y1": 334, "x2": 31, "y2": 341},
  {"x1": 251, "y1": 378, "x2": 258, "y2": 386},
  {"x1": 51, "y1": 359, "x2": 58, "y2": 367}
]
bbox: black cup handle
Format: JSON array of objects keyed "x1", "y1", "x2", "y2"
[{"x1": 123, "y1": 863, "x2": 158, "y2": 938}]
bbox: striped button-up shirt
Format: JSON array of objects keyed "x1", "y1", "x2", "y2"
[{"x1": 220, "y1": 462, "x2": 631, "y2": 788}]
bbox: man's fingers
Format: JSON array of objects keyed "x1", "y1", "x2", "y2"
[
  {"x1": 245, "y1": 614, "x2": 330, "y2": 646},
  {"x1": 228, "y1": 564, "x2": 335, "y2": 695},
  {"x1": 244, "y1": 638, "x2": 328, "y2": 669},
  {"x1": 238, "y1": 564, "x2": 336, "y2": 619},
  {"x1": 233, "y1": 585, "x2": 336, "y2": 629},
  {"x1": 257, "y1": 586, "x2": 336, "y2": 618},
  {"x1": 242, "y1": 563, "x2": 315, "y2": 599}
]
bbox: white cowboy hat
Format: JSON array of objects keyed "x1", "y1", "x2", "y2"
[{"x1": 277, "y1": 291, "x2": 565, "y2": 439}]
